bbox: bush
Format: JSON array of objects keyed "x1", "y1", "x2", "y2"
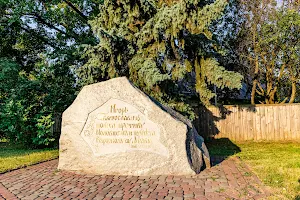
[{"x1": 0, "y1": 58, "x2": 75, "y2": 148}]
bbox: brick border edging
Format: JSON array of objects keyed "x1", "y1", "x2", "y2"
[{"x1": 0, "y1": 183, "x2": 18, "y2": 200}]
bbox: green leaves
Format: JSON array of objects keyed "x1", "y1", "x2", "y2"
[
  {"x1": 34, "y1": 114, "x2": 55, "y2": 146},
  {"x1": 0, "y1": 1, "x2": 102, "y2": 147},
  {"x1": 0, "y1": 58, "x2": 76, "y2": 147},
  {"x1": 238, "y1": 0, "x2": 300, "y2": 103}
]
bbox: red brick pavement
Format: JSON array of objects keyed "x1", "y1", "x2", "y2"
[{"x1": 0, "y1": 157, "x2": 269, "y2": 200}]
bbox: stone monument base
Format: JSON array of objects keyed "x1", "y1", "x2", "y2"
[{"x1": 58, "y1": 77, "x2": 210, "y2": 175}]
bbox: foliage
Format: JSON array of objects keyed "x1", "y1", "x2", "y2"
[
  {"x1": 210, "y1": 0, "x2": 250, "y2": 103},
  {"x1": 236, "y1": 0, "x2": 300, "y2": 104},
  {"x1": 0, "y1": 0, "x2": 102, "y2": 84},
  {"x1": 0, "y1": 58, "x2": 75, "y2": 147},
  {"x1": 272, "y1": 9, "x2": 300, "y2": 103},
  {"x1": 0, "y1": 0, "x2": 103, "y2": 146},
  {"x1": 80, "y1": 0, "x2": 243, "y2": 118},
  {"x1": 34, "y1": 114, "x2": 55, "y2": 146}
]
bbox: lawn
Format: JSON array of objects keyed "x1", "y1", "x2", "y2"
[
  {"x1": 207, "y1": 139, "x2": 300, "y2": 200},
  {"x1": 0, "y1": 139, "x2": 59, "y2": 173},
  {"x1": 1, "y1": 138, "x2": 299, "y2": 199}
]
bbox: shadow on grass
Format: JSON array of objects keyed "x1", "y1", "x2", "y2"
[
  {"x1": 205, "y1": 138, "x2": 241, "y2": 166},
  {"x1": 193, "y1": 104, "x2": 257, "y2": 166}
]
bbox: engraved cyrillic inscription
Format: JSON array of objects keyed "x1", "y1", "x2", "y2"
[{"x1": 81, "y1": 99, "x2": 168, "y2": 156}]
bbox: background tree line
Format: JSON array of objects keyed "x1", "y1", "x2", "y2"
[{"x1": 0, "y1": 0, "x2": 299, "y2": 147}]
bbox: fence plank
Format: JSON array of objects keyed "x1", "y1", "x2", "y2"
[
  {"x1": 279, "y1": 106, "x2": 284, "y2": 140},
  {"x1": 268, "y1": 106, "x2": 273, "y2": 140},
  {"x1": 273, "y1": 106, "x2": 280, "y2": 140},
  {"x1": 255, "y1": 108, "x2": 261, "y2": 140},
  {"x1": 261, "y1": 107, "x2": 267, "y2": 140},
  {"x1": 248, "y1": 109, "x2": 254, "y2": 140},
  {"x1": 296, "y1": 105, "x2": 300, "y2": 140}
]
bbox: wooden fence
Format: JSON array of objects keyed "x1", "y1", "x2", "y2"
[
  {"x1": 51, "y1": 114, "x2": 62, "y2": 135},
  {"x1": 194, "y1": 103, "x2": 300, "y2": 141}
]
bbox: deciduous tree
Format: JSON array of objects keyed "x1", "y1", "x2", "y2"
[
  {"x1": 236, "y1": 0, "x2": 300, "y2": 104},
  {"x1": 0, "y1": 0, "x2": 102, "y2": 146}
]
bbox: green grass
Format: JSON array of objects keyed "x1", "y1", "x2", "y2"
[
  {"x1": 1, "y1": 138, "x2": 299, "y2": 199},
  {"x1": 207, "y1": 139, "x2": 300, "y2": 200},
  {"x1": 0, "y1": 140, "x2": 59, "y2": 173}
]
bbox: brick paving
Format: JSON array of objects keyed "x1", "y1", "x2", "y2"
[{"x1": 0, "y1": 157, "x2": 269, "y2": 200}]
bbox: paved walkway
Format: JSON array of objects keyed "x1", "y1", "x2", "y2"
[{"x1": 0, "y1": 157, "x2": 269, "y2": 200}]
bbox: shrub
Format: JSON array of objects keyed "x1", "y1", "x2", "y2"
[{"x1": 0, "y1": 58, "x2": 75, "y2": 148}]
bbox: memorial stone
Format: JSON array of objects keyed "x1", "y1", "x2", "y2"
[{"x1": 58, "y1": 77, "x2": 211, "y2": 175}]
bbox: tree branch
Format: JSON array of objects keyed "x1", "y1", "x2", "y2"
[
  {"x1": 255, "y1": 89, "x2": 264, "y2": 96},
  {"x1": 32, "y1": 13, "x2": 71, "y2": 37},
  {"x1": 62, "y1": 0, "x2": 88, "y2": 21},
  {"x1": 19, "y1": 25, "x2": 58, "y2": 50},
  {"x1": 30, "y1": 13, "x2": 84, "y2": 42},
  {"x1": 257, "y1": 82, "x2": 265, "y2": 94},
  {"x1": 277, "y1": 63, "x2": 286, "y2": 82},
  {"x1": 280, "y1": 97, "x2": 288, "y2": 104}
]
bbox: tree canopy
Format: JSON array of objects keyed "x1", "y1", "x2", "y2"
[
  {"x1": 0, "y1": 0, "x2": 102, "y2": 146},
  {"x1": 235, "y1": 0, "x2": 300, "y2": 104},
  {"x1": 81, "y1": 0, "x2": 243, "y2": 117}
]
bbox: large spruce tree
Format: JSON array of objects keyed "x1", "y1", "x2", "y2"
[{"x1": 80, "y1": 0, "x2": 243, "y2": 118}]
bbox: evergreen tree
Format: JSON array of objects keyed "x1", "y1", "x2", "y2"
[{"x1": 80, "y1": 0, "x2": 243, "y2": 118}]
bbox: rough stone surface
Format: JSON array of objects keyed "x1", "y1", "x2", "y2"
[{"x1": 58, "y1": 77, "x2": 211, "y2": 175}]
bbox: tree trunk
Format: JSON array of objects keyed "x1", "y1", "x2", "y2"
[
  {"x1": 251, "y1": 80, "x2": 257, "y2": 105},
  {"x1": 269, "y1": 87, "x2": 277, "y2": 104},
  {"x1": 289, "y1": 80, "x2": 296, "y2": 103},
  {"x1": 251, "y1": 22, "x2": 259, "y2": 105},
  {"x1": 251, "y1": 56, "x2": 259, "y2": 105}
]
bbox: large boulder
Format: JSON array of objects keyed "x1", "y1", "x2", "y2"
[{"x1": 58, "y1": 77, "x2": 210, "y2": 175}]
